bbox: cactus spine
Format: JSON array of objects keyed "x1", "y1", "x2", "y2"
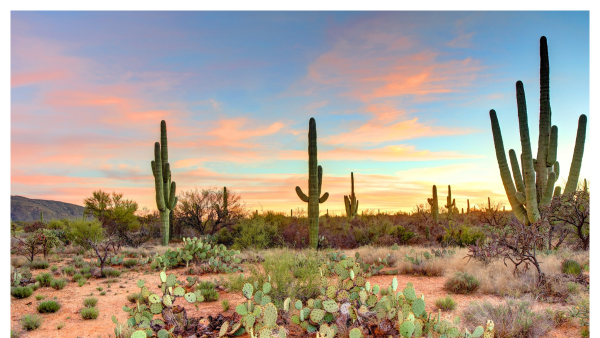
[
  {"x1": 344, "y1": 172, "x2": 359, "y2": 219},
  {"x1": 427, "y1": 185, "x2": 439, "y2": 223},
  {"x1": 489, "y1": 37, "x2": 587, "y2": 224},
  {"x1": 295, "y1": 117, "x2": 329, "y2": 249},
  {"x1": 445, "y1": 185, "x2": 456, "y2": 219},
  {"x1": 152, "y1": 120, "x2": 178, "y2": 246}
]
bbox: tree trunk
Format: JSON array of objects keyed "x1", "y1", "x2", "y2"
[{"x1": 161, "y1": 209, "x2": 170, "y2": 246}]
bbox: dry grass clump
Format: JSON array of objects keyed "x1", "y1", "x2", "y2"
[
  {"x1": 399, "y1": 260, "x2": 445, "y2": 277},
  {"x1": 462, "y1": 298, "x2": 555, "y2": 338},
  {"x1": 339, "y1": 245, "x2": 400, "y2": 265},
  {"x1": 11, "y1": 257, "x2": 29, "y2": 268},
  {"x1": 444, "y1": 272, "x2": 480, "y2": 294}
]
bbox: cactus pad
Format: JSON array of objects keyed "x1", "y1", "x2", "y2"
[
  {"x1": 283, "y1": 298, "x2": 290, "y2": 312},
  {"x1": 472, "y1": 326, "x2": 484, "y2": 337},
  {"x1": 310, "y1": 308, "x2": 325, "y2": 323},
  {"x1": 137, "y1": 280, "x2": 145, "y2": 288},
  {"x1": 264, "y1": 303, "x2": 278, "y2": 328},
  {"x1": 183, "y1": 292, "x2": 196, "y2": 303},
  {"x1": 173, "y1": 287, "x2": 185, "y2": 297},
  {"x1": 166, "y1": 274, "x2": 177, "y2": 287},
  {"x1": 243, "y1": 313, "x2": 256, "y2": 329},
  {"x1": 263, "y1": 282, "x2": 272, "y2": 294},
  {"x1": 349, "y1": 328, "x2": 362, "y2": 338},
  {"x1": 159, "y1": 271, "x2": 166, "y2": 283},
  {"x1": 403, "y1": 286, "x2": 416, "y2": 301},
  {"x1": 367, "y1": 295, "x2": 378, "y2": 307},
  {"x1": 242, "y1": 283, "x2": 254, "y2": 299},
  {"x1": 291, "y1": 315, "x2": 300, "y2": 325},
  {"x1": 354, "y1": 276, "x2": 366, "y2": 287},
  {"x1": 337, "y1": 290, "x2": 350, "y2": 302},
  {"x1": 295, "y1": 300, "x2": 302, "y2": 310},
  {"x1": 399, "y1": 321, "x2": 415, "y2": 337},
  {"x1": 162, "y1": 294, "x2": 172, "y2": 307},
  {"x1": 150, "y1": 303, "x2": 163, "y2": 314},
  {"x1": 130, "y1": 330, "x2": 147, "y2": 338},
  {"x1": 326, "y1": 285, "x2": 338, "y2": 299},
  {"x1": 148, "y1": 294, "x2": 161, "y2": 303},
  {"x1": 412, "y1": 298, "x2": 425, "y2": 316},
  {"x1": 235, "y1": 304, "x2": 248, "y2": 316},
  {"x1": 322, "y1": 299, "x2": 338, "y2": 313}
]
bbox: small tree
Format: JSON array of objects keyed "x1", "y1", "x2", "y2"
[
  {"x1": 547, "y1": 188, "x2": 589, "y2": 250},
  {"x1": 84, "y1": 190, "x2": 140, "y2": 249},
  {"x1": 70, "y1": 219, "x2": 118, "y2": 276},
  {"x1": 36, "y1": 229, "x2": 62, "y2": 259},
  {"x1": 11, "y1": 232, "x2": 44, "y2": 262}
]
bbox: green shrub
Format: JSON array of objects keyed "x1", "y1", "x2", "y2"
[
  {"x1": 11, "y1": 329, "x2": 19, "y2": 337},
  {"x1": 562, "y1": 259, "x2": 582, "y2": 276},
  {"x1": 83, "y1": 272, "x2": 92, "y2": 279},
  {"x1": 11, "y1": 286, "x2": 33, "y2": 299},
  {"x1": 21, "y1": 314, "x2": 42, "y2": 331},
  {"x1": 61, "y1": 266, "x2": 75, "y2": 276},
  {"x1": 388, "y1": 225, "x2": 417, "y2": 244},
  {"x1": 50, "y1": 278, "x2": 67, "y2": 290},
  {"x1": 80, "y1": 266, "x2": 91, "y2": 274},
  {"x1": 72, "y1": 273, "x2": 84, "y2": 282},
  {"x1": 442, "y1": 224, "x2": 485, "y2": 247},
  {"x1": 50, "y1": 266, "x2": 58, "y2": 273},
  {"x1": 81, "y1": 307, "x2": 99, "y2": 319},
  {"x1": 221, "y1": 299, "x2": 230, "y2": 312},
  {"x1": 35, "y1": 294, "x2": 45, "y2": 301},
  {"x1": 444, "y1": 272, "x2": 480, "y2": 294},
  {"x1": 123, "y1": 259, "x2": 138, "y2": 268},
  {"x1": 30, "y1": 260, "x2": 49, "y2": 270},
  {"x1": 56, "y1": 322, "x2": 65, "y2": 330},
  {"x1": 37, "y1": 300, "x2": 61, "y2": 313},
  {"x1": 463, "y1": 300, "x2": 554, "y2": 337},
  {"x1": 78, "y1": 278, "x2": 87, "y2": 287},
  {"x1": 30, "y1": 282, "x2": 40, "y2": 291},
  {"x1": 435, "y1": 295, "x2": 456, "y2": 311},
  {"x1": 231, "y1": 218, "x2": 279, "y2": 250},
  {"x1": 195, "y1": 281, "x2": 220, "y2": 302},
  {"x1": 83, "y1": 297, "x2": 98, "y2": 307},
  {"x1": 102, "y1": 267, "x2": 121, "y2": 277},
  {"x1": 35, "y1": 273, "x2": 53, "y2": 287}
]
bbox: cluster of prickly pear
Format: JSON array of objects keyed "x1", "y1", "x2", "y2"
[
  {"x1": 404, "y1": 249, "x2": 432, "y2": 265},
  {"x1": 110, "y1": 255, "x2": 124, "y2": 265},
  {"x1": 119, "y1": 271, "x2": 205, "y2": 337},
  {"x1": 322, "y1": 251, "x2": 389, "y2": 278},
  {"x1": 152, "y1": 237, "x2": 241, "y2": 272},
  {"x1": 430, "y1": 248, "x2": 456, "y2": 258},
  {"x1": 227, "y1": 278, "x2": 287, "y2": 338}
]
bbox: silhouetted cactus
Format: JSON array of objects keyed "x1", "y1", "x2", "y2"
[
  {"x1": 489, "y1": 37, "x2": 587, "y2": 224},
  {"x1": 295, "y1": 118, "x2": 329, "y2": 249},
  {"x1": 427, "y1": 185, "x2": 439, "y2": 223},
  {"x1": 344, "y1": 172, "x2": 359, "y2": 219},
  {"x1": 445, "y1": 185, "x2": 456, "y2": 219}
]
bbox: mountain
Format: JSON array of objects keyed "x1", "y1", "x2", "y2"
[{"x1": 11, "y1": 195, "x2": 86, "y2": 222}]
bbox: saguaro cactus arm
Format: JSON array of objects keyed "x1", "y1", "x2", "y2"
[
  {"x1": 318, "y1": 165, "x2": 329, "y2": 203},
  {"x1": 153, "y1": 142, "x2": 166, "y2": 212},
  {"x1": 295, "y1": 186, "x2": 309, "y2": 202},
  {"x1": 489, "y1": 110, "x2": 528, "y2": 222},
  {"x1": 563, "y1": 114, "x2": 587, "y2": 194},
  {"x1": 535, "y1": 36, "x2": 552, "y2": 203},
  {"x1": 509, "y1": 149, "x2": 526, "y2": 193}
]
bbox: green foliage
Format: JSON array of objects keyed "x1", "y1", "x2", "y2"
[
  {"x1": 196, "y1": 281, "x2": 220, "y2": 302},
  {"x1": 30, "y1": 260, "x2": 49, "y2": 269},
  {"x1": 562, "y1": 259, "x2": 582, "y2": 276},
  {"x1": 35, "y1": 272, "x2": 53, "y2": 287},
  {"x1": 11, "y1": 286, "x2": 33, "y2": 299},
  {"x1": 50, "y1": 278, "x2": 67, "y2": 290},
  {"x1": 37, "y1": 300, "x2": 61, "y2": 313},
  {"x1": 442, "y1": 223, "x2": 485, "y2": 247},
  {"x1": 154, "y1": 237, "x2": 241, "y2": 273},
  {"x1": 50, "y1": 265, "x2": 58, "y2": 272},
  {"x1": 444, "y1": 272, "x2": 480, "y2": 294},
  {"x1": 21, "y1": 314, "x2": 42, "y2": 331},
  {"x1": 221, "y1": 299, "x2": 230, "y2": 312},
  {"x1": 81, "y1": 307, "x2": 99, "y2": 319},
  {"x1": 35, "y1": 294, "x2": 45, "y2": 301},
  {"x1": 388, "y1": 226, "x2": 417, "y2": 245},
  {"x1": 232, "y1": 218, "x2": 279, "y2": 250},
  {"x1": 84, "y1": 297, "x2": 98, "y2": 307},
  {"x1": 435, "y1": 295, "x2": 456, "y2": 311},
  {"x1": 127, "y1": 292, "x2": 143, "y2": 303},
  {"x1": 102, "y1": 267, "x2": 121, "y2": 278},
  {"x1": 123, "y1": 259, "x2": 138, "y2": 268},
  {"x1": 70, "y1": 219, "x2": 105, "y2": 248},
  {"x1": 72, "y1": 273, "x2": 84, "y2": 282},
  {"x1": 78, "y1": 278, "x2": 87, "y2": 287}
]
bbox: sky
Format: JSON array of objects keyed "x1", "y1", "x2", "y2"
[{"x1": 10, "y1": 11, "x2": 590, "y2": 215}]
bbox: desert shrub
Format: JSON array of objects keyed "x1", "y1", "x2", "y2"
[
  {"x1": 123, "y1": 259, "x2": 138, "y2": 268},
  {"x1": 463, "y1": 300, "x2": 555, "y2": 337},
  {"x1": 195, "y1": 281, "x2": 220, "y2": 302},
  {"x1": 231, "y1": 218, "x2": 280, "y2": 250},
  {"x1": 30, "y1": 282, "x2": 40, "y2": 291},
  {"x1": 442, "y1": 224, "x2": 485, "y2": 247},
  {"x1": 11, "y1": 329, "x2": 19, "y2": 337},
  {"x1": 35, "y1": 273, "x2": 53, "y2": 287},
  {"x1": 61, "y1": 266, "x2": 75, "y2": 276},
  {"x1": 102, "y1": 267, "x2": 121, "y2": 277},
  {"x1": 11, "y1": 286, "x2": 33, "y2": 299},
  {"x1": 81, "y1": 307, "x2": 99, "y2": 319},
  {"x1": 21, "y1": 314, "x2": 42, "y2": 331},
  {"x1": 72, "y1": 273, "x2": 84, "y2": 282},
  {"x1": 78, "y1": 278, "x2": 87, "y2": 287},
  {"x1": 445, "y1": 272, "x2": 480, "y2": 294},
  {"x1": 50, "y1": 265, "x2": 58, "y2": 273},
  {"x1": 221, "y1": 299, "x2": 230, "y2": 312},
  {"x1": 562, "y1": 259, "x2": 582, "y2": 275},
  {"x1": 35, "y1": 294, "x2": 45, "y2": 300},
  {"x1": 23, "y1": 221, "x2": 46, "y2": 233},
  {"x1": 127, "y1": 292, "x2": 143, "y2": 303},
  {"x1": 50, "y1": 278, "x2": 67, "y2": 290},
  {"x1": 400, "y1": 260, "x2": 444, "y2": 277},
  {"x1": 83, "y1": 297, "x2": 98, "y2": 307},
  {"x1": 11, "y1": 257, "x2": 29, "y2": 268},
  {"x1": 435, "y1": 295, "x2": 457, "y2": 311},
  {"x1": 37, "y1": 300, "x2": 61, "y2": 313},
  {"x1": 280, "y1": 219, "x2": 310, "y2": 249},
  {"x1": 30, "y1": 260, "x2": 49, "y2": 270},
  {"x1": 388, "y1": 225, "x2": 417, "y2": 244}
]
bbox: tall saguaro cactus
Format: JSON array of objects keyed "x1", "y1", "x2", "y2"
[
  {"x1": 295, "y1": 117, "x2": 329, "y2": 249},
  {"x1": 427, "y1": 185, "x2": 439, "y2": 223},
  {"x1": 152, "y1": 120, "x2": 178, "y2": 246},
  {"x1": 445, "y1": 185, "x2": 456, "y2": 219},
  {"x1": 344, "y1": 172, "x2": 359, "y2": 219},
  {"x1": 489, "y1": 37, "x2": 587, "y2": 224}
]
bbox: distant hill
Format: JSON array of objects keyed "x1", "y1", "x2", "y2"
[{"x1": 11, "y1": 195, "x2": 86, "y2": 222}]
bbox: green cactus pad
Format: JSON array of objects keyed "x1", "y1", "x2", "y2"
[
  {"x1": 162, "y1": 294, "x2": 172, "y2": 307},
  {"x1": 194, "y1": 290, "x2": 204, "y2": 302},
  {"x1": 326, "y1": 285, "x2": 338, "y2": 299},
  {"x1": 400, "y1": 321, "x2": 415, "y2": 337},
  {"x1": 354, "y1": 276, "x2": 366, "y2": 287},
  {"x1": 310, "y1": 308, "x2": 325, "y2": 323},
  {"x1": 243, "y1": 313, "x2": 256, "y2": 329},
  {"x1": 295, "y1": 300, "x2": 302, "y2": 310},
  {"x1": 392, "y1": 277, "x2": 398, "y2": 291},
  {"x1": 337, "y1": 290, "x2": 350, "y2": 302},
  {"x1": 166, "y1": 274, "x2": 177, "y2": 287},
  {"x1": 182, "y1": 292, "x2": 196, "y2": 303},
  {"x1": 291, "y1": 314, "x2": 300, "y2": 325},
  {"x1": 344, "y1": 280, "x2": 354, "y2": 290},
  {"x1": 471, "y1": 326, "x2": 484, "y2": 337},
  {"x1": 242, "y1": 283, "x2": 254, "y2": 299},
  {"x1": 150, "y1": 303, "x2": 163, "y2": 314},
  {"x1": 258, "y1": 327, "x2": 271, "y2": 338},
  {"x1": 402, "y1": 304, "x2": 411, "y2": 318},
  {"x1": 235, "y1": 303, "x2": 248, "y2": 316},
  {"x1": 173, "y1": 287, "x2": 185, "y2": 297},
  {"x1": 412, "y1": 298, "x2": 425, "y2": 316},
  {"x1": 414, "y1": 319, "x2": 423, "y2": 337},
  {"x1": 148, "y1": 294, "x2": 160, "y2": 303},
  {"x1": 307, "y1": 299, "x2": 315, "y2": 308},
  {"x1": 141, "y1": 286, "x2": 150, "y2": 298},
  {"x1": 349, "y1": 328, "x2": 362, "y2": 338},
  {"x1": 159, "y1": 271, "x2": 166, "y2": 283},
  {"x1": 283, "y1": 298, "x2": 290, "y2": 312},
  {"x1": 447, "y1": 327, "x2": 460, "y2": 337},
  {"x1": 367, "y1": 295, "x2": 378, "y2": 307},
  {"x1": 264, "y1": 303, "x2": 278, "y2": 328},
  {"x1": 365, "y1": 281, "x2": 371, "y2": 291},
  {"x1": 254, "y1": 290, "x2": 264, "y2": 304},
  {"x1": 263, "y1": 282, "x2": 272, "y2": 294},
  {"x1": 137, "y1": 280, "x2": 145, "y2": 288},
  {"x1": 403, "y1": 286, "x2": 416, "y2": 301},
  {"x1": 219, "y1": 321, "x2": 229, "y2": 337},
  {"x1": 261, "y1": 295, "x2": 272, "y2": 306}
]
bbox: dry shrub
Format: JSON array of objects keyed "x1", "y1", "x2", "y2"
[{"x1": 399, "y1": 260, "x2": 445, "y2": 277}]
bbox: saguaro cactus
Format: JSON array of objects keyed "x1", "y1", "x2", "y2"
[
  {"x1": 445, "y1": 185, "x2": 456, "y2": 219},
  {"x1": 295, "y1": 117, "x2": 329, "y2": 249},
  {"x1": 152, "y1": 120, "x2": 178, "y2": 246},
  {"x1": 467, "y1": 199, "x2": 470, "y2": 215},
  {"x1": 427, "y1": 185, "x2": 439, "y2": 223},
  {"x1": 344, "y1": 172, "x2": 359, "y2": 219},
  {"x1": 40, "y1": 210, "x2": 44, "y2": 223},
  {"x1": 489, "y1": 37, "x2": 587, "y2": 224}
]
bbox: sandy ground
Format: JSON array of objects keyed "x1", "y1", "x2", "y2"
[{"x1": 11, "y1": 261, "x2": 582, "y2": 338}]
